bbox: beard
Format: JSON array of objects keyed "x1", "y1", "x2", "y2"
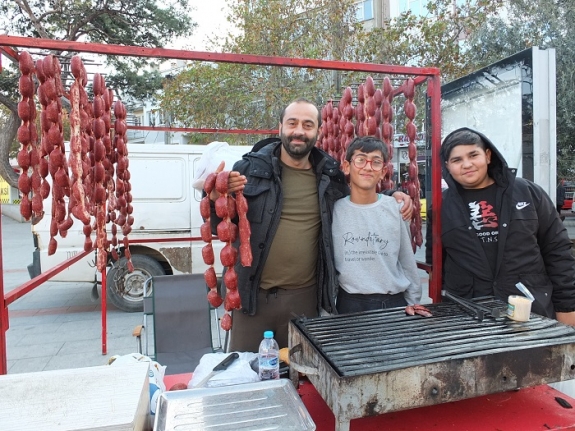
[{"x1": 280, "y1": 132, "x2": 317, "y2": 160}]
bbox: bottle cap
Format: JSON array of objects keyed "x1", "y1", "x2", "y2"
[{"x1": 263, "y1": 330, "x2": 274, "y2": 339}]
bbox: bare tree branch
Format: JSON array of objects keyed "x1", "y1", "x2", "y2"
[{"x1": 12, "y1": 0, "x2": 51, "y2": 39}]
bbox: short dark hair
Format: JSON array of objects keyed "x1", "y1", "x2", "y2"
[
  {"x1": 279, "y1": 98, "x2": 322, "y2": 128},
  {"x1": 441, "y1": 129, "x2": 488, "y2": 162},
  {"x1": 345, "y1": 136, "x2": 389, "y2": 162}
]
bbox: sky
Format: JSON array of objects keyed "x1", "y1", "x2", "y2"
[{"x1": 169, "y1": 0, "x2": 231, "y2": 51}]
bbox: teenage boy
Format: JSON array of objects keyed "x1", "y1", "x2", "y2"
[
  {"x1": 426, "y1": 127, "x2": 575, "y2": 325},
  {"x1": 209, "y1": 99, "x2": 415, "y2": 352},
  {"x1": 332, "y1": 136, "x2": 428, "y2": 315}
]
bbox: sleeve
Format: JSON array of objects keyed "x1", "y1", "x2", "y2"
[
  {"x1": 532, "y1": 183, "x2": 575, "y2": 312},
  {"x1": 399, "y1": 211, "x2": 422, "y2": 305}
]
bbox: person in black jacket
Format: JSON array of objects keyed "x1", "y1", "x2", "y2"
[
  {"x1": 426, "y1": 127, "x2": 575, "y2": 325},
  {"x1": 210, "y1": 98, "x2": 413, "y2": 352}
]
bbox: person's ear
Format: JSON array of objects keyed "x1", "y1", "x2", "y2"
[
  {"x1": 485, "y1": 148, "x2": 492, "y2": 164},
  {"x1": 342, "y1": 160, "x2": 351, "y2": 175}
]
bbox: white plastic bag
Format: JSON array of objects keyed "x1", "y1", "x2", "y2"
[
  {"x1": 108, "y1": 353, "x2": 166, "y2": 416},
  {"x1": 188, "y1": 352, "x2": 259, "y2": 388},
  {"x1": 192, "y1": 141, "x2": 245, "y2": 191}
]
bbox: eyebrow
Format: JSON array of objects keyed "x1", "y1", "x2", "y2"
[
  {"x1": 286, "y1": 117, "x2": 316, "y2": 125},
  {"x1": 449, "y1": 149, "x2": 480, "y2": 161},
  {"x1": 355, "y1": 153, "x2": 384, "y2": 159}
]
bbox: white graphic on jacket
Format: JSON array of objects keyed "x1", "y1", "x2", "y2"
[{"x1": 469, "y1": 200, "x2": 499, "y2": 243}]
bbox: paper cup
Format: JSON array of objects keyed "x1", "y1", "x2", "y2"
[{"x1": 507, "y1": 295, "x2": 533, "y2": 321}]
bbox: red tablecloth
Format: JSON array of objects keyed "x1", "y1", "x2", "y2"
[{"x1": 164, "y1": 374, "x2": 575, "y2": 430}]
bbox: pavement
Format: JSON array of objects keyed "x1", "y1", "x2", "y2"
[
  {"x1": 2, "y1": 211, "x2": 575, "y2": 376},
  {"x1": 2, "y1": 214, "x2": 142, "y2": 374}
]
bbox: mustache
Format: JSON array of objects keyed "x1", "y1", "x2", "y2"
[{"x1": 288, "y1": 134, "x2": 309, "y2": 143}]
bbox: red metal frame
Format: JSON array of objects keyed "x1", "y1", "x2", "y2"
[{"x1": 0, "y1": 35, "x2": 442, "y2": 375}]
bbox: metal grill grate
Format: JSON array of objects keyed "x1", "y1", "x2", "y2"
[{"x1": 292, "y1": 299, "x2": 575, "y2": 377}]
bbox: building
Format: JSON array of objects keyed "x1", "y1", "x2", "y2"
[
  {"x1": 126, "y1": 59, "x2": 192, "y2": 146},
  {"x1": 356, "y1": 0, "x2": 467, "y2": 24}
]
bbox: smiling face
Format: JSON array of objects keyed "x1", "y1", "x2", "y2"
[
  {"x1": 445, "y1": 143, "x2": 493, "y2": 189},
  {"x1": 344, "y1": 149, "x2": 387, "y2": 193},
  {"x1": 278, "y1": 101, "x2": 319, "y2": 165}
]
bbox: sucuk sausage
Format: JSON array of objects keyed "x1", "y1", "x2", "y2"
[
  {"x1": 204, "y1": 267, "x2": 218, "y2": 290},
  {"x1": 204, "y1": 172, "x2": 217, "y2": 195},
  {"x1": 215, "y1": 196, "x2": 229, "y2": 219},
  {"x1": 200, "y1": 196, "x2": 211, "y2": 219},
  {"x1": 223, "y1": 266, "x2": 238, "y2": 290},
  {"x1": 17, "y1": 51, "x2": 37, "y2": 222},
  {"x1": 200, "y1": 221, "x2": 213, "y2": 243},
  {"x1": 220, "y1": 244, "x2": 237, "y2": 267},
  {"x1": 215, "y1": 170, "x2": 230, "y2": 195},
  {"x1": 220, "y1": 313, "x2": 232, "y2": 331},
  {"x1": 207, "y1": 289, "x2": 223, "y2": 308},
  {"x1": 216, "y1": 220, "x2": 237, "y2": 243},
  {"x1": 202, "y1": 243, "x2": 215, "y2": 266},
  {"x1": 201, "y1": 172, "x2": 223, "y2": 306},
  {"x1": 224, "y1": 289, "x2": 241, "y2": 310},
  {"x1": 236, "y1": 191, "x2": 253, "y2": 267}
]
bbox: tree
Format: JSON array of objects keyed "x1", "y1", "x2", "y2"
[
  {"x1": 161, "y1": 0, "x2": 362, "y2": 132},
  {"x1": 0, "y1": 0, "x2": 195, "y2": 187},
  {"x1": 162, "y1": 0, "x2": 505, "y2": 134},
  {"x1": 351, "y1": 0, "x2": 503, "y2": 82},
  {"x1": 465, "y1": 0, "x2": 575, "y2": 181}
]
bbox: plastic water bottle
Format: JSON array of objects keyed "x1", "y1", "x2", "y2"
[{"x1": 258, "y1": 330, "x2": 280, "y2": 380}]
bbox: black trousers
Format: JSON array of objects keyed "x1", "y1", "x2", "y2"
[
  {"x1": 228, "y1": 285, "x2": 317, "y2": 353},
  {"x1": 336, "y1": 288, "x2": 407, "y2": 314}
]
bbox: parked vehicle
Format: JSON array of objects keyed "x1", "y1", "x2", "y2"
[
  {"x1": 27, "y1": 144, "x2": 250, "y2": 312},
  {"x1": 564, "y1": 181, "x2": 575, "y2": 210}
]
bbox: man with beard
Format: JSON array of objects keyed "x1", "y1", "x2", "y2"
[{"x1": 210, "y1": 98, "x2": 413, "y2": 352}]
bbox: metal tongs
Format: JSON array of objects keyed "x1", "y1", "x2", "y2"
[{"x1": 441, "y1": 291, "x2": 504, "y2": 322}]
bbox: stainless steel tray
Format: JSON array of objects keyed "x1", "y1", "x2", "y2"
[{"x1": 154, "y1": 379, "x2": 316, "y2": 431}]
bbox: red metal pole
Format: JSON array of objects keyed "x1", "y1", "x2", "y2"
[
  {"x1": 4, "y1": 249, "x2": 91, "y2": 305},
  {"x1": 126, "y1": 125, "x2": 278, "y2": 135},
  {"x1": 101, "y1": 265, "x2": 107, "y2": 355},
  {"x1": 0, "y1": 35, "x2": 440, "y2": 77},
  {"x1": 428, "y1": 74, "x2": 443, "y2": 303},
  {"x1": 0, "y1": 205, "x2": 7, "y2": 374}
]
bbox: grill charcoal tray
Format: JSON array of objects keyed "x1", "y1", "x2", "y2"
[{"x1": 154, "y1": 378, "x2": 315, "y2": 431}]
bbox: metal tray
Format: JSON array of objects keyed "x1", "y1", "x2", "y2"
[{"x1": 154, "y1": 379, "x2": 316, "y2": 431}]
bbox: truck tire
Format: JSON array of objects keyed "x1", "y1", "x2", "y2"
[{"x1": 106, "y1": 254, "x2": 165, "y2": 312}]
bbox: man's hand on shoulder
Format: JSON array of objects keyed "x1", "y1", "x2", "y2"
[
  {"x1": 392, "y1": 191, "x2": 413, "y2": 221},
  {"x1": 556, "y1": 311, "x2": 575, "y2": 326}
]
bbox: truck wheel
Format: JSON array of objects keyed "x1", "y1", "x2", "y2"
[{"x1": 106, "y1": 254, "x2": 165, "y2": 312}]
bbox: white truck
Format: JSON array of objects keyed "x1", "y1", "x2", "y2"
[{"x1": 27, "y1": 143, "x2": 251, "y2": 312}]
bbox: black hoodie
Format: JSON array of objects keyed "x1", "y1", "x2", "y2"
[{"x1": 427, "y1": 127, "x2": 575, "y2": 317}]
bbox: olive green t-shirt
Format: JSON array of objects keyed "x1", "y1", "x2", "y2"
[{"x1": 260, "y1": 163, "x2": 320, "y2": 290}]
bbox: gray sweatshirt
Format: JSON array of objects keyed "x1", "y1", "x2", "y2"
[{"x1": 332, "y1": 194, "x2": 422, "y2": 305}]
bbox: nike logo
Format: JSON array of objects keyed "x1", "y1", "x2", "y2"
[{"x1": 516, "y1": 202, "x2": 530, "y2": 210}]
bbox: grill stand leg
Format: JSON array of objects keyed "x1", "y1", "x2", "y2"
[{"x1": 289, "y1": 365, "x2": 300, "y2": 388}]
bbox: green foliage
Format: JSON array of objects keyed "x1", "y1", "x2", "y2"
[
  {"x1": 0, "y1": 0, "x2": 197, "y2": 187},
  {"x1": 1, "y1": 0, "x2": 194, "y2": 46},
  {"x1": 465, "y1": 0, "x2": 575, "y2": 180},
  {"x1": 352, "y1": 0, "x2": 503, "y2": 82},
  {"x1": 1, "y1": 0, "x2": 195, "y2": 101},
  {"x1": 161, "y1": 0, "x2": 361, "y2": 131}
]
